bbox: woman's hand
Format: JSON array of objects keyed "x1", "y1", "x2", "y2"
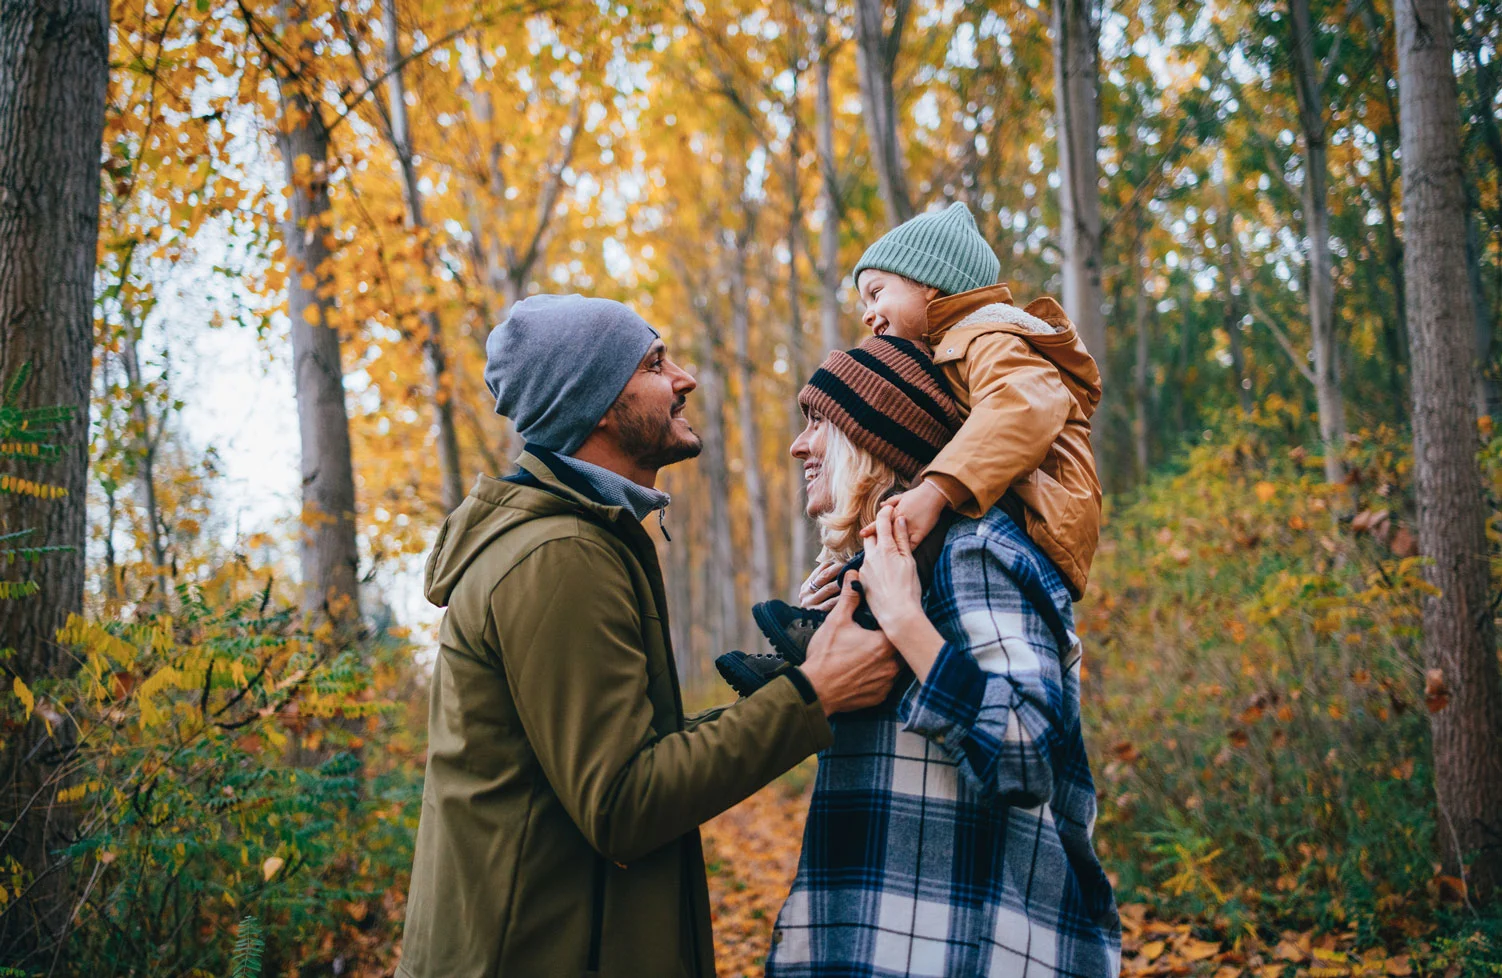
[
  {"x1": 799, "y1": 559, "x2": 843, "y2": 611},
  {"x1": 860, "y1": 507, "x2": 946, "y2": 681},
  {"x1": 859, "y1": 507, "x2": 923, "y2": 626}
]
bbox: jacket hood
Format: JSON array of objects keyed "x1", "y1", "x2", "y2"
[
  {"x1": 925, "y1": 284, "x2": 1103, "y2": 420},
  {"x1": 423, "y1": 453, "x2": 627, "y2": 607}
]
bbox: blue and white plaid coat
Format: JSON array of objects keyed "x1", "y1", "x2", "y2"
[{"x1": 766, "y1": 508, "x2": 1120, "y2": 978}]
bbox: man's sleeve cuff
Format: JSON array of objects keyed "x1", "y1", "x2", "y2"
[{"x1": 783, "y1": 666, "x2": 819, "y2": 704}]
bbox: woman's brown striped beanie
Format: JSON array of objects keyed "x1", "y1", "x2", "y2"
[{"x1": 798, "y1": 336, "x2": 962, "y2": 481}]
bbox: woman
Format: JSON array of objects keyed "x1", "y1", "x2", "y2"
[{"x1": 766, "y1": 335, "x2": 1120, "y2": 978}]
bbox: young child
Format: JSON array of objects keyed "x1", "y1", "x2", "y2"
[
  {"x1": 851, "y1": 201, "x2": 1102, "y2": 589},
  {"x1": 719, "y1": 202, "x2": 1102, "y2": 694}
]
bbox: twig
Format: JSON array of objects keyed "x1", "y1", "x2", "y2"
[{"x1": 1246, "y1": 290, "x2": 1317, "y2": 386}]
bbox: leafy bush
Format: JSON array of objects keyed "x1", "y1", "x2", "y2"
[
  {"x1": 0, "y1": 567, "x2": 425, "y2": 975},
  {"x1": 1081, "y1": 396, "x2": 1476, "y2": 940}
]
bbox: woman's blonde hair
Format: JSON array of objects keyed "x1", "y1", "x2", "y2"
[{"x1": 815, "y1": 422, "x2": 910, "y2": 562}]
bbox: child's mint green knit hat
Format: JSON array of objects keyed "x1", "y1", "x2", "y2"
[{"x1": 852, "y1": 201, "x2": 1000, "y2": 297}]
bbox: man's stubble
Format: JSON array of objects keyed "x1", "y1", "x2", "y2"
[{"x1": 610, "y1": 391, "x2": 703, "y2": 470}]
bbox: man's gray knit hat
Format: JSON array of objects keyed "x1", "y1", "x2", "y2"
[
  {"x1": 484, "y1": 294, "x2": 660, "y2": 455},
  {"x1": 852, "y1": 201, "x2": 1000, "y2": 297}
]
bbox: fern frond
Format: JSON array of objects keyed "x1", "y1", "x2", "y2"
[
  {"x1": 2, "y1": 362, "x2": 30, "y2": 404},
  {"x1": 0, "y1": 544, "x2": 76, "y2": 565},
  {"x1": 229, "y1": 914, "x2": 264, "y2": 978},
  {"x1": 0, "y1": 581, "x2": 40, "y2": 600}
]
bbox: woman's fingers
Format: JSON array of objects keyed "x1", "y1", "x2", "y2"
[
  {"x1": 870, "y1": 506, "x2": 898, "y2": 553},
  {"x1": 894, "y1": 515, "x2": 912, "y2": 557},
  {"x1": 803, "y1": 581, "x2": 840, "y2": 609}
]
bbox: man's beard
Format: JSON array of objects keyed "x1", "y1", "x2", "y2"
[{"x1": 611, "y1": 393, "x2": 703, "y2": 469}]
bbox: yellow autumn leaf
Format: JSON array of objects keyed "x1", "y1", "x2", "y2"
[
  {"x1": 13, "y1": 676, "x2": 34, "y2": 721},
  {"x1": 262, "y1": 855, "x2": 285, "y2": 881},
  {"x1": 1180, "y1": 938, "x2": 1221, "y2": 961},
  {"x1": 1255, "y1": 481, "x2": 1278, "y2": 503}
]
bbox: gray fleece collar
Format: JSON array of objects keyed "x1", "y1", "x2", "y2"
[{"x1": 554, "y1": 453, "x2": 671, "y2": 523}]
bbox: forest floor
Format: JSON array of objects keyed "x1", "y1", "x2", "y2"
[{"x1": 701, "y1": 775, "x2": 1430, "y2": 978}]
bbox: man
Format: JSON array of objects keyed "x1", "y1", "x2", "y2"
[{"x1": 398, "y1": 294, "x2": 900, "y2": 978}]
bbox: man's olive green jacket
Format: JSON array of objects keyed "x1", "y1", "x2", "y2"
[{"x1": 397, "y1": 451, "x2": 833, "y2": 978}]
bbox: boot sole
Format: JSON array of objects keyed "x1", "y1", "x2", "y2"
[
  {"x1": 715, "y1": 652, "x2": 771, "y2": 698},
  {"x1": 752, "y1": 601, "x2": 812, "y2": 665}
]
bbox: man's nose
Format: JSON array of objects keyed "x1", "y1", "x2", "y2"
[{"x1": 671, "y1": 361, "x2": 697, "y2": 395}]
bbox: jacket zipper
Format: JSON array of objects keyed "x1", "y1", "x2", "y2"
[{"x1": 587, "y1": 854, "x2": 607, "y2": 973}]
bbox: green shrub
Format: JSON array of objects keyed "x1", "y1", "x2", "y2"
[{"x1": 1082, "y1": 397, "x2": 1454, "y2": 939}]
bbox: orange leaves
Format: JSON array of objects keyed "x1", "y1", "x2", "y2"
[
  {"x1": 1120, "y1": 908, "x2": 1233, "y2": 976},
  {"x1": 1423, "y1": 670, "x2": 1450, "y2": 713},
  {"x1": 703, "y1": 780, "x2": 811, "y2": 976},
  {"x1": 1121, "y1": 909, "x2": 1427, "y2": 978}
]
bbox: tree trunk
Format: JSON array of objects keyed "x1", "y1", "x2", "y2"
[
  {"x1": 1355, "y1": 0, "x2": 1411, "y2": 419},
  {"x1": 1396, "y1": 0, "x2": 1502, "y2": 900},
  {"x1": 729, "y1": 232, "x2": 772, "y2": 608},
  {"x1": 1465, "y1": 198, "x2": 1499, "y2": 421},
  {"x1": 853, "y1": 0, "x2": 914, "y2": 228},
  {"x1": 696, "y1": 324, "x2": 739, "y2": 658},
  {"x1": 0, "y1": 0, "x2": 108, "y2": 958},
  {"x1": 663, "y1": 470, "x2": 696, "y2": 685},
  {"x1": 785, "y1": 113, "x2": 816, "y2": 595},
  {"x1": 1053, "y1": 0, "x2": 1109, "y2": 389},
  {"x1": 1131, "y1": 232, "x2": 1150, "y2": 481},
  {"x1": 814, "y1": 17, "x2": 845, "y2": 356},
  {"x1": 383, "y1": 0, "x2": 464, "y2": 512},
  {"x1": 1225, "y1": 287, "x2": 1253, "y2": 414},
  {"x1": 1289, "y1": 0, "x2": 1349, "y2": 484},
  {"x1": 1219, "y1": 187, "x2": 1254, "y2": 413},
  {"x1": 119, "y1": 320, "x2": 169, "y2": 602},
  {"x1": 273, "y1": 5, "x2": 361, "y2": 629},
  {"x1": 1372, "y1": 128, "x2": 1412, "y2": 417}
]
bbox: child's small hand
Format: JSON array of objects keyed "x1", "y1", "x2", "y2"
[{"x1": 863, "y1": 480, "x2": 948, "y2": 547}]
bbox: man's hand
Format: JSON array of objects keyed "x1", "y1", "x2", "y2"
[
  {"x1": 798, "y1": 559, "x2": 843, "y2": 611},
  {"x1": 865, "y1": 479, "x2": 948, "y2": 547},
  {"x1": 799, "y1": 573, "x2": 900, "y2": 716}
]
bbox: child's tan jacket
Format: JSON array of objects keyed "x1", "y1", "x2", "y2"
[{"x1": 919, "y1": 284, "x2": 1103, "y2": 599}]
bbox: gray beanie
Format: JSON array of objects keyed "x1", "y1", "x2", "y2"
[
  {"x1": 852, "y1": 201, "x2": 1000, "y2": 297},
  {"x1": 484, "y1": 294, "x2": 660, "y2": 455}
]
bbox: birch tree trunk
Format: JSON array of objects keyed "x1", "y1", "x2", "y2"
[
  {"x1": 1053, "y1": 0, "x2": 1109, "y2": 391},
  {"x1": 273, "y1": 3, "x2": 361, "y2": 628},
  {"x1": 696, "y1": 320, "x2": 739, "y2": 656},
  {"x1": 1219, "y1": 185, "x2": 1254, "y2": 413},
  {"x1": 1396, "y1": 0, "x2": 1502, "y2": 899},
  {"x1": 0, "y1": 0, "x2": 108, "y2": 957},
  {"x1": 383, "y1": 0, "x2": 464, "y2": 512},
  {"x1": 785, "y1": 115, "x2": 816, "y2": 593},
  {"x1": 814, "y1": 17, "x2": 845, "y2": 356},
  {"x1": 1289, "y1": 0, "x2": 1349, "y2": 484},
  {"x1": 119, "y1": 321, "x2": 168, "y2": 601},
  {"x1": 853, "y1": 0, "x2": 914, "y2": 228},
  {"x1": 729, "y1": 229, "x2": 773, "y2": 607}
]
